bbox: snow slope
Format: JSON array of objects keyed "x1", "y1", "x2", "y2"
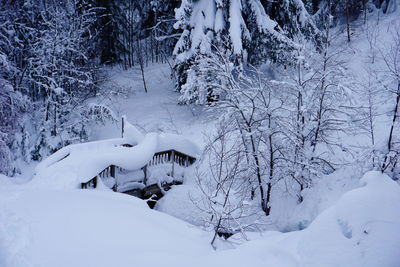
[
  {"x1": 0, "y1": 188, "x2": 211, "y2": 267},
  {"x1": 1, "y1": 171, "x2": 399, "y2": 267},
  {"x1": 94, "y1": 64, "x2": 210, "y2": 146}
]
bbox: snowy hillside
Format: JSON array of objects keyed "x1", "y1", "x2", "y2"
[{"x1": 92, "y1": 64, "x2": 210, "y2": 144}]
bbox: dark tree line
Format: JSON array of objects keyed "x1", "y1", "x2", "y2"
[{"x1": 95, "y1": 0, "x2": 180, "y2": 67}]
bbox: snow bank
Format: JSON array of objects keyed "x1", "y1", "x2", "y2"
[
  {"x1": 157, "y1": 165, "x2": 363, "y2": 233},
  {"x1": 270, "y1": 165, "x2": 362, "y2": 231},
  {"x1": 157, "y1": 169, "x2": 400, "y2": 267},
  {"x1": 0, "y1": 189, "x2": 211, "y2": 267},
  {"x1": 298, "y1": 171, "x2": 400, "y2": 267},
  {"x1": 156, "y1": 184, "x2": 206, "y2": 226}
]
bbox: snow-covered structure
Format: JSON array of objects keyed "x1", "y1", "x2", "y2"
[{"x1": 32, "y1": 117, "x2": 200, "y2": 203}]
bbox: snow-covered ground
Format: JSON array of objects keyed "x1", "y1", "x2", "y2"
[
  {"x1": 91, "y1": 64, "x2": 211, "y2": 146},
  {"x1": 1, "y1": 171, "x2": 399, "y2": 267},
  {"x1": 0, "y1": 180, "x2": 212, "y2": 267}
]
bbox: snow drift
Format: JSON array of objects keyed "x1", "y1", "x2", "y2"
[{"x1": 227, "y1": 171, "x2": 400, "y2": 267}]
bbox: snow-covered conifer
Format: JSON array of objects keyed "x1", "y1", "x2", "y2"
[{"x1": 173, "y1": 0, "x2": 320, "y2": 104}]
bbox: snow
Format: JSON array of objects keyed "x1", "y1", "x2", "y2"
[
  {"x1": 229, "y1": 0, "x2": 246, "y2": 55},
  {"x1": 190, "y1": 0, "x2": 215, "y2": 54},
  {"x1": 270, "y1": 165, "x2": 363, "y2": 231},
  {"x1": 156, "y1": 184, "x2": 205, "y2": 226},
  {"x1": 227, "y1": 171, "x2": 400, "y2": 267},
  {"x1": 297, "y1": 171, "x2": 400, "y2": 267},
  {"x1": 31, "y1": 132, "x2": 157, "y2": 189},
  {"x1": 116, "y1": 180, "x2": 145, "y2": 193},
  {"x1": 96, "y1": 64, "x2": 208, "y2": 146},
  {"x1": 157, "y1": 163, "x2": 363, "y2": 233},
  {"x1": 32, "y1": 112, "x2": 200, "y2": 190},
  {"x1": 1, "y1": 171, "x2": 399, "y2": 267},
  {"x1": 214, "y1": 8, "x2": 225, "y2": 33},
  {"x1": 157, "y1": 132, "x2": 200, "y2": 157},
  {"x1": 0, "y1": 174, "x2": 21, "y2": 190},
  {"x1": 122, "y1": 115, "x2": 144, "y2": 144},
  {"x1": 336, "y1": 6, "x2": 400, "y2": 156},
  {"x1": 157, "y1": 171, "x2": 400, "y2": 266},
  {"x1": 248, "y1": 0, "x2": 278, "y2": 33},
  {"x1": 0, "y1": 188, "x2": 211, "y2": 267}
]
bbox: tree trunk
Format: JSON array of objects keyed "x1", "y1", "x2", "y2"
[
  {"x1": 250, "y1": 135, "x2": 268, "y2": 215},
  {"x1": 382, "y1": 81, "x2": 400, "y2": 171},
  {"x1": 137, "y1": 40, "x2": 148, "y2": 93},
  {"x1": 346, "y1": 4, "x2": 351, "y2": 42}
]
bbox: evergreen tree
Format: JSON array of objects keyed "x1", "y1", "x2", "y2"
[
  {"x1": 173, "y1": 0, "x2": 321, "y2": 104},
  {"x1": 263, "y1": 0, "x2": 322, "y2": 43}
]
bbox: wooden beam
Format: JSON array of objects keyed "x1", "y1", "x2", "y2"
[
  {"x1": 171, "y1": 150, "x2": 175, "y2": 178},
  {"x1": 121, "y1": 116, "x2": 125, "y2": 138},
  {"x1": 110, "y1": 165, "x2": 116, "y2": 178},
  {"x1": 143, "y1": 165, "x2": 148, "y2": 185}
]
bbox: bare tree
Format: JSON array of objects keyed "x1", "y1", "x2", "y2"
[
  {"x1": 379, "y1": 22, "x2": 400, "y2": 177},
  {"x1": 136, "y1": 39, "x2": 148, "y2": 93},
  {"x1": 355, "y1": 71, "x2": 382, "y2": 169},
  {"x1": 280, "y1": 15, "x2": 352, "y2": 202},
  {"x1": 194, "y1": 119, "x2": 260, "y2": 248},
  {"x1": 191, "y1": 50, "x2": 288, "y2": 216}
]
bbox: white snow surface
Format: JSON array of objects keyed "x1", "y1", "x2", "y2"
[
  {"x1": 157, "y1": 132, "x2": 200, "y2": 157},
  {"x1": 1, "y1": 171, "x2": 399, "y2": 267},
  {"x1": 0, "y1": 187, "x2": 211, "y2": 267}
]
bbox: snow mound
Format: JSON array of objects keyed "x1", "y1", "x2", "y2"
[
  {"x1": 298, "y1": 171, "x2": 400, "y2": 267},
  {"x1": 228, "y1": 171, "x2": 400, "y2": 267},
  {"x1": 156, "y1": 184, "x2": 206, "y2": 226},
  {"x1": 0, "y1": 189, "x2": 210, "y2": 267}
]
